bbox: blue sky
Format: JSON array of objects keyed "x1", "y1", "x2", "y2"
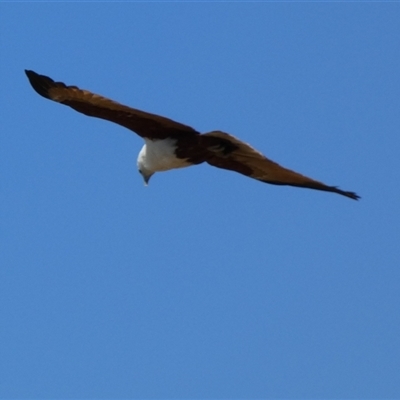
[{"x1": 1, "y1": 3, "x2": 400, "y2": 398}]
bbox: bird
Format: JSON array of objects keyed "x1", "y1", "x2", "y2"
[{"x1": 25, "y1": 70, "x2": 359, "y2": 200}]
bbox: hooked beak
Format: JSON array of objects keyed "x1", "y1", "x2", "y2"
[
  {"x1": 143, "y1": 173, "x2": 153, "y2": 186},
  {"x1": 139, "y1": 169, "x2": 153, "y2": 186}
]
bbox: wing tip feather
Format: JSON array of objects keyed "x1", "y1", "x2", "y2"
[
  {"x1": 313, "y1": 185, "x2": 360, "y2": 201},
  {"x1": 337, "y1": 189, "x2": 361, "y2": 201},
  {"x1": 25, "y1": 69, "x2": 55, "y2": 99},
  {"x1": 327, "y1": 185, "x2": 360, "y2": 200}
]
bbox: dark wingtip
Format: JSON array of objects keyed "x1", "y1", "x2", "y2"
[
  {"x1": 25, "y1": 70, "x2": 55, "y2": 99},
  {"x1": 345, "y1": 191, "x2": 361, "y2": 201},
  {"x1": 334, "y1": 187, "x2": 361, "y2": 201}
]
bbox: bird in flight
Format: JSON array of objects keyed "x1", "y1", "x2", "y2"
[{"x1": 25, "y1": 70, "x2": 359, "y2": 200}]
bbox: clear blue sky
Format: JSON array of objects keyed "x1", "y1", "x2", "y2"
[{"x1": 1, "y1": 3, "x2": 399, "y2": 398}]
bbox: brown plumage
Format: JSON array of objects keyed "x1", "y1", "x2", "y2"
[{"x1": 25, "y1": 70, "x2": 360, "y2": 200}]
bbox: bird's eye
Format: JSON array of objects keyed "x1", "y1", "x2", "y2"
[{"x1": 138, "y1": 170, "x2": 142, "y2": 175}]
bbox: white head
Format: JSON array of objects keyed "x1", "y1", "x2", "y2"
[
  {"x1": 136, "y1": 138, "x2": 191, "y2": 185},
  {"x1": 137, "y1": 144, "x2": 154, "y2": 185}
]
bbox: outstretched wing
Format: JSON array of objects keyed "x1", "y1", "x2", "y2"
[
  {"x1": 25, "y1": 70, "x2": 200, "y2": 140},
  {"x1": 202, "y1": 131, "x2": 360, "y2": 200}
]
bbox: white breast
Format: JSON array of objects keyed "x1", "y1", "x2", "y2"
[{"x1": 137, "y1": 138, "x2": 191, "y2": 173}]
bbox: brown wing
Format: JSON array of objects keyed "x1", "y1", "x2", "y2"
[
  {"x1": 25, "y1": 70, "x2": 200, "y2": 140},
  {"x1": 202, "y1": 131, "x2": 360, "y2": 200}
]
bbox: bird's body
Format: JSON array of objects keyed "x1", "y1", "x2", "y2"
[
  {"x1": 138, "y1": 138, "x2": 192, "y2": 183},
  {"x1": 139, "y1": 138, "x2": 191, "y2": 172},
  {"x1": 25, "y1": 70, "x2": 360, "y2": 200}
]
